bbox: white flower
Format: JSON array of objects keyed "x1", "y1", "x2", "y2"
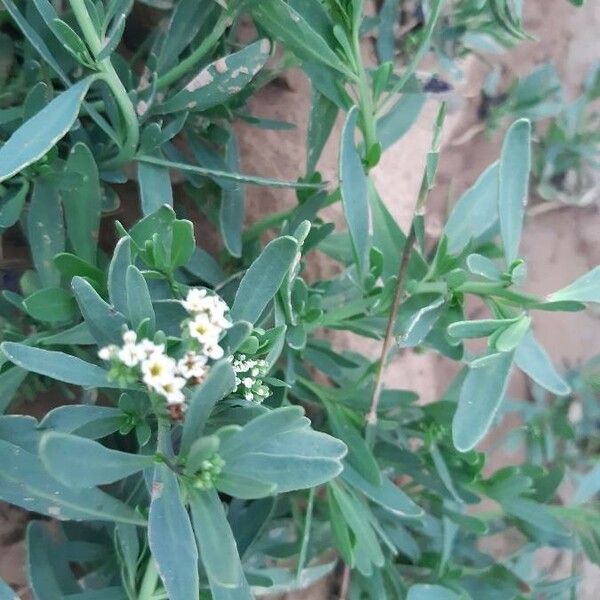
[
  {"x1": 138, "y1": 339, "x2": 165, "y2": 357},
  {"x1": 188, "y1": 314, "x2": 221, "y2": 344},
  {"x1": 177, "y1": 352, "x2": 208, "y2": 380},
  {"x1": 205, "y1": 343, "x2": 224, "y2": 360},
  {"x1": 157, "y1": 377, "x2": 186, "y2": 405},
  {"x1": 118, "y1": 343, "x2": 145, "y2": 368},
  {"x1": 98, "y1": 345, "x2": 117, "y2": 361},
  {"x1": 181, "y1": 288, "x2": 208, "y2": 314},
  {"x1": 141, "y1": 352, "x2": 177, "y2": 390},
  {"x1": 242, "y1": 377, "x2": 254, "y2": 388},
  {"x1": 122, "y1": 330, "x2": 137, "y2": 345}
]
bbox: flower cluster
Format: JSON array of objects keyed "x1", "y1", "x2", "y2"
[
  {"x1": 98, "y1": 288, "x2": 232, "y2": 409},
  {"x1": 192, "y1": 454, "x2": 225, "y2": 490},
  {"x1": 182, "y1": 288, "x2": 231, "y2": 360},
  {"x1": 230, "y1": 354, "x2": 272, "y2": 403}
]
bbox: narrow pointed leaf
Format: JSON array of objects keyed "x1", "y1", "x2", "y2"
[
  {"x1": 452, "y1": 351, "x2": 514, "y2": 451},
  {"x1": 231, "y1": 236, "x2": 299, "y2": 324},
  {"x1": 1, "y1": 342, "x2": 114, "y2": 388},
  {"x1": 0, "y1": 78, "x2": 93, "y2": 183},
  {"x1": 340, "y1": 107, "x2": 369, "y2": 276},
  {"x1": 498, "y1": 119, "x2": 531, "y2": 266},
  {"x1": 40, "y1": 432, "x2": 154, "y2": 488}
]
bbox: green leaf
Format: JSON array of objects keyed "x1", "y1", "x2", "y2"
[
  {"x1": 0, "y1": 367, "x2": 27, "y2": 414},
  {"x1": 62, "y1": 143, "x2": 101, "y2": 264},
  {"x1": 407, "y1": 584, "x2": 460, "y2": 600},
  {"x1": 220, "y1": 135, "x2": 244, "y2": 258},
  {"x1": 126, "y1": 265, "x2": 155, "y2": 333},
  {"x1": 514, "y1": 331, "x2": 570, "y2": 396},
  {"x1": 307, "y1": 87, "x2": 338, "y2": 174},
  {"x1": 54, "y1": 253, "x2": 105, "y2": 291},
  {"x1": 23, "y1": 288, "x2": 77, "y2": 324},
  {"x1": 342, "y1": 465, "x2": 423, "y2": 517},
  {"x1": 328, "y1": 406, "x2": 381, "y2": 486},
  {"x1": 0, "y1": 575, "x2": 16, "y2": 600},
  {"x1": 0, "y1": 78, "x2": 93, "y2": 183},
  {"x1": 251, "y1": 0, "x2": 349, "y2": 76},
  {"x1": 170, "y1": 219, "x2": 195, "y2": 269},
  {"x1": 340, "y1": 106, "x2": 369, "y2": 277},
  {"x1": 108, "y1": 237, "x2": 132, "y2": 315},
  {"x1": 28, "y1": 178, "x2": 64, "y2": 288},
  {"x1": 72, "y1": 276, "x2": 127, "y2": 347},
  {"x1": 498, "y1": 119, "x2": 531, "y2": 266},
  {"x1": 376, "y1": 91, "x2": 425, "y2": 150},
  {"x1": 218, "y1": 407, "x2": 346, "y2": 497},
  {"x1": 157, "y1": 40, "x2": 271, "y2": 114},
  {"x1": 0, "y1": 181, "x2": 29, "y2": 228},
  {"x1": 39, "y1": 322, "x2": 95, "y2": 346},
  {"x1": 0, "y1": 439, "x2": 145, "y2": 524},
  {"x1": 40, "y1": 432, "x2": 154, "y2": 488},
  {"x1": 1, "y1": 342, "x2": 114, "y2": 388},
  {"x1": 493, "y1": 315, "x2": 531, "y2": 352},
  {"x1": 448, "y1": 318, "x2": 517, "y2": 340},
  {"x1": 548, "y1": 265, "x2": 600, "y2": 303},
  {"x1": 39, "y1": 405, "x2": 123, "y2": 439},
  {"x1": 137, "y1": 160, "x2": 173, "y2": 216},
  {"x1": 231, "y1": 236, "x2": 299, "y2": 324},
  {"x1": 466, "y1": 253, "x2": 503, "y2": 281},
  {"x1": 444, "y1": 162, "x2": 499, "y2": 255},
  {"x1": 137, "y1": 155, "x2": 322, "y2": 190},
  {"x1": 398, "y1": 295, "x2": 445, "y2": 348},
  {"x1": 180, "y1": 360, "x2": 236, "y2": 456},
  {"x1": 189, "y1": 488, "x2": 244, "y2": 589},
  {"x1": 52, "y1": 18, "x2": 92, "y2": 65},
  {"x1": 452, "y1": 351, "x2": 514, "y2": 452},
  {"x1": 185, "y1": 247, "x2": 226, "y2": 286},
  {"x1": 148, "y1": 464, "x2": 199, "y2": 600}
]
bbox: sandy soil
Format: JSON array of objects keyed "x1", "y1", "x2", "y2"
[{"x1": 1, "y1": 0, "x2": 599, "y2": 597}]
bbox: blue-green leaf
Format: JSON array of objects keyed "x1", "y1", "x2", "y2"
[
  {"x1": 190, "y1": 489, "x2": 244, "y2": 589},
  {"x1": 0, "y1": 575, "x2": 16, "y2": 600},
  {"x1": 23, "y1": 287, "x2": 77, "y2": 324},
  {"x1": 376, "y1": 91, "x2": 425, "y2": 150},
  {"x1": 342, "y1": 465, "x2": 423, "y2": 517},
  {"x1": 28, "y1": 178, "x2": 64, "y2": 288},
  {"x1": 137, "y1": 160, "x2": 173, "y2": 216},
  {"x1": 72, "y1": 276, "x2": 127, "y2": 347},
  {"x1": 452, "y1": 351, "x2": 514, "y2": 452},
  {"x1": 231, "y1": 236, "x2": 299, "y2": 324},
  {"x1": 407, "y1": 584, "x2": 460, "y2": 600},
  {"x1": 39, "y1": 405, "x2": 123, "y2": 439},
  {"x1": 126, "y1": 265, "x2": 155, "y2": 333},
  {"x1": 108, "y1": 237, "x2": 132, "y2": 316},
  {"x1": 148, "y1": 464, "x2": 199, "y2": 600},
  {"x1": 62, "y1": 143, "x2": 101, "y2": 264},
  {"x1": 498, "y1": 119, "x2": 531, "y2": 266},
  {"x1": 0, "y1": 367, "x2": 27, "y2": 414},
  {"x1": 1, "y1": 342, "x2": 114, "y2": 388},
  {"x1": 340, "y1": 107, "x2": 369, "y2": 276},
  {"x1": 514, "y1": 331, "x2": 570, "y2": 396},
  {"x1": 0, "y1": 181, "x2": 29, "y2": 229},
  {"x1": 548, "y1": 265, "x2": 600, "y2": 304},
  {"x1": 0, "y1": 78, "x2": 93, "y2": 183},
  {"x1": 0, "y1": 439, "x2": 145, "y2": 524},
  {"x1": 444, "y1": 162, "x2": 499, "y2": 255},
  {"x1": 157, "y1": 40, "x2": 271, "y2": 114},
  {"x1": 180, "y1": 361, "x2": 236, "y2": 456},
  {"x1": 220, "y1": 135, "x2": 244, "y2": 258},
  {"x1": 40, "y1": 432, "x2": 154, "y2": 488},
  {"x1": 307, "y1": 87, "x2": 338, "y2": 174}
]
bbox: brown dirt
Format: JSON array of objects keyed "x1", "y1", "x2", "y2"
[{"x1": 2, "y1": 0, "x2": 600, "y2": 597}]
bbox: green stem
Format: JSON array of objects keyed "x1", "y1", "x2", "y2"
[
  {"x1": 156, "y1": 13, "x2": 231, "y2": 89},
  {"x1": 352, "y1": 24, "x2": 377, "y2": 155},
  {"x1": 138, "y1": 558, "x2": 160, "y2": 600},
  {"x1": 296, "y1": 488, "x2": 315, "y2": 582},
  {"x1": 70, "y1": 0, "x2": 139, "y2": 168}
]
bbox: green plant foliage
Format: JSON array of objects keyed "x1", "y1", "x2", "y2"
[{"x1": 0, "y1": 0, "x2": 596, "y2": 598}]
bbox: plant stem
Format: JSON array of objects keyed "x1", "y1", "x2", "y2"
[
  {"x1": 339, "y1": 563, "x2": 351, "y2": 600},
  {"x1": 295, "y1": 488, "x2": 315, "y2": 582},
  {"x1": 138, "y1": 558, "x2": 159, "y2": 600},
  {"x1": 352, "y1": 22, "x2": 377, "y2": 154},
  {"x1": 70, "y1": 0, "x2": 139, "y2": 168},
  {"x1": 156, "y1": 12, "x2": 231, "y2": 89},
  {"x1": 365, "y1": 225, "x2": 416, "y2": 446}
]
